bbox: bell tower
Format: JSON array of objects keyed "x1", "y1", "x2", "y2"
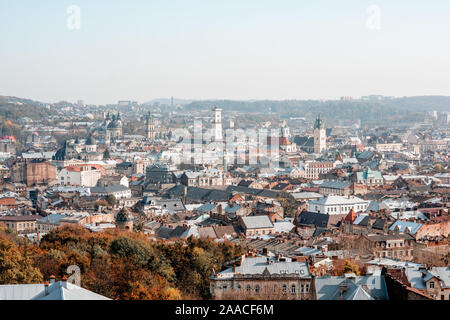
[
  {"x1": 212, "y1": 107, "x2": 223, "y2": 142},
  {"x1": 314, "y1": 115, "x2": 326, "y2": 153}
]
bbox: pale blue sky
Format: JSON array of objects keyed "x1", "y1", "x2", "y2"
[{"x1": 1, "y1": 0, "x2": 449, "y2": 104}]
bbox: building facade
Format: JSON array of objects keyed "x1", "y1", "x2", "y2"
[{"x1": 210, "y1": 255, "x2": 315, "y2": 300}]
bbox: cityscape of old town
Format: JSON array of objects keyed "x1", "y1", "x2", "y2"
[{"x1": 0, "y1": 1, "x2": 449, "y2": 303}]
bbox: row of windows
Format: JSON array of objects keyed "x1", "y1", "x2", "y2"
[
  {"x1": 4, "y1": 222, "x2": 36, "y2": 229},
  {"x1": 317, "y1": 204, "x2": 368, "y2": 213},
  {"x1": 226, "y1": 284, "x2": 310, "y2": 294},
  {"x1": 247, "y1": 229, "x2": 273, "y2": 236},
  {"x1": 378, "y1": 250, "x2": 412, "y2": 258}
]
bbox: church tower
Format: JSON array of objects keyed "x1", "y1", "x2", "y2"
[
  {"x1": 314, "y1": 115, "x2": 326, "y2": 153},
  {"x1": 145, "y1": 111, "x2": 155, "y2": 141},
  {"x1": 212, "y1": 107, "x2": 223, "y2": 142}
]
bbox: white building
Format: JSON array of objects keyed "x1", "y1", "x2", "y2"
[
  {"x1": 58, "y1": 165, "x2": 101, "y2": 187},
  {"x1": 308, "y1": 195, "x2": 370, "y2": 215},
  {"x1": 89, "y1": 185, "x2": 132, "y2": 200}
]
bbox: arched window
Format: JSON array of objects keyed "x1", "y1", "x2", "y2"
[
  {"x1": 282, "y1": 285, "x2": 287, "y2": 293},
  {"x1": 291, "y1": 285, "x2": 296, "y2": 294},
  {"x1": 246, "y1": 285, "x2": 251, "y2": 292},
  {"x1": 255, "y1": 285, "x2": 260, "y2": 294}
]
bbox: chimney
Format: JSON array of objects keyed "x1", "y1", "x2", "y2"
[
  {"x1": 62, "y1": 276, "x2": 68, "y2": 289},
  {"x1": 44, "y1": 281, "x2": 49, "y2": 296},
  {"x1": 233, "y1": 264, "x2": 236, "y2": 273},
  {"x1": 49, "y1": 275, "x2": 55, "y2": 284}
]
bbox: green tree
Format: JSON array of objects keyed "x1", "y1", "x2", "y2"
[
  {"x1": 103, "y1": 148, "x2": 111, "y2": 159},
  {"x1": 106, "y1": 194, "x2": 117, "y2": 206}
]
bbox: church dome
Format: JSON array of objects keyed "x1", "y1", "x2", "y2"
[
  {"x1": 116, "y1": 208, "x2": 133, "y2": 223},
  {"x1": 53, "y1": 141, "x2": 68, "y2": 161},
  {"x1": 85, "y1": 135, "x2": 96, "y2": 145}
]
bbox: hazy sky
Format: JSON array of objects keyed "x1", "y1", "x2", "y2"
[{"x1": 1, "y1": 0, "x2": 450, "y2": 104}]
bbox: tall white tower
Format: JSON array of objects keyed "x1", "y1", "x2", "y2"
[
  {"x1": 212, "y1": 107, "x2": 223, "y2": 141},
  {"x1": 314, "y1": 115, "x2": 326, "y2": 153},
  {"x1": 145, "y1": 111, "x2": 156, "y2": 140}
]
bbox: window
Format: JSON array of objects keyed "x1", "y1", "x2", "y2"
[
  {"x1": 429, "y1": 282, "x2": 435, "y2": 289},
  {"x1": 301, "y1": 284, "x2": 304, "y2": 293},
  {"x1": 246, "y1": 285, "x2": 251, "y2": 292},
  {"x1": 291, "y1": 285, "x2": 296, "y2": 294},
  {"x1": 255, "y1": 285, "x2": 260, "y2": 294},
  {"x1": 305, "y1": 284, "x2": 310, "y2": 293},
  {"x1": 282, "y1": 285, "x2": 287, "y2": 293}
]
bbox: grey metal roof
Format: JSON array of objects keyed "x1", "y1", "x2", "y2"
[
  {"x1": 197, "y1": 203, "x2": 217, "y2": 213},
  {"x1": 154, "y1": 199, "x2": 186, "y2": 211},
  {"x1": 406, "y1": 267, "x2": 450, "y2": 289},
  {"x1": 389, "y1": 221, "x2": 422, "y2": 235},
  {"x1": 90, "y1": 185, "x2": 129, "y2": 193},
  {"x1": 242, "y1": 215, "x2": 274, "y2": 229},
  {"x1": 218, "y1": 256, "x2": 311, "y2": 278},
  {"x1": 319, "y1": 180, "x2": 351, "y2": 190},
  {"x1": 315, "y1": 275, "x2": 389, "y2": 300},
  {"x1": 0, "y1": 281, "x2": 110, "y2": 300}
]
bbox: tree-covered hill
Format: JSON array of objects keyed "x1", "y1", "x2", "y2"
[
  {"x1": 184, "y1": 96, "x2": 450, "y2": 123},
  {"x1": 0, "y1": 96, "x2": 52, "y2": 122}
]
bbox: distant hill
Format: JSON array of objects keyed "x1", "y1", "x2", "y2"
[
  {"x1": 0, "y1": 95, "x2": 52, "y2": 122},
  {"x1": 184, "y1": 96, "x2": 450, "y2": 123}
]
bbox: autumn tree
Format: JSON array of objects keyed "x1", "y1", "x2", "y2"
[{"x1": 0, "y1": 238, "x2": 43, "y2": 284}]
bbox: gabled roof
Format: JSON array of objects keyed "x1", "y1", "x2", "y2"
[
  {"x1": 389, "y1": 220, "x2": 422, "y2": 235},
  {"x1": 0, "y1": 281, "x2": 110, "y2": 300},
  {"x1": 315, "y1": 276, "x2": 388, "y2": 300},
  {"x1": 241, "y1": 215, "x2": 274, "y2": 229},
  {"x1": 216, "y1": 256, "x2": 311, "y2": 279},
  {"x1": 297, "y1": 211, "x2": 329, "y2": 228},
  {"x1": 196, "y1": 203, "x2": 217, "y2": 213},
  {"x1": 320, "y1": 180, "x2": 351, "y2": 190},
  {"x1": 372, "y1": 219, "x2": 387, "y2": 230},
  {"x1": 344, "y1": 209, "x2": 357, "y2": 223},
  {"x1": 296, "y1": 211, "x2": 344, "y2": 229}
]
